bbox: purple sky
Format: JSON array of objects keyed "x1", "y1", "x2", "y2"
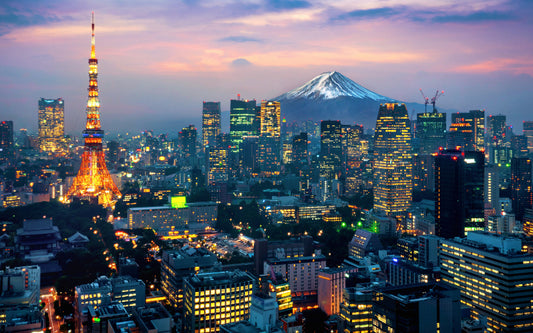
[{"x1": 2, "y1": 0, "x2": 533, "y2": 135}]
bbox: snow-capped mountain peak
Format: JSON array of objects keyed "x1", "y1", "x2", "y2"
[{"x1": 277, "y1": 71, "x2": 394, "y2": 101}]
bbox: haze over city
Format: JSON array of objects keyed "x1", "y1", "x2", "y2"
[{"x1": 2, "y1": 0, "x2": 533, "y2": 133}]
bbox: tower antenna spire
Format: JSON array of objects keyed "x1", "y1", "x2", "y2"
[{"x1": 90, "y1": 12, "x2": 96, "y2": 59}]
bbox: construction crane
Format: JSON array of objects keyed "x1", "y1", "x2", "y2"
[
  {"x1": 431, "y1": 90, "x2": 444, "y2": 112},
  {"x1": 419, "y1": 89, "x2": 429, "y2": 113}
]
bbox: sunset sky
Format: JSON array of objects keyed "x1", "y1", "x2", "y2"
[{"x1": 2, "y1": 0, "x2": 533, "y2": 134}]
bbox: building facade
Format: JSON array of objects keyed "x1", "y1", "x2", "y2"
[
  {"x1": 258, "y1": 101, "x2": 281, "y2": 176},
  {"x1": 320, "y1": 120, "x2": 342, "y2": 179},
  {"x1": 183, "y1": 270, "x2": 254, "y2": 333},
  {"x1": 202, "y1": 102, "x2": 221, "y2": 149},
  {"x1": 160, "y1": 247, "x2": 218, "y2": 308},
  {"x1": 416, "y1": 110, "x2": 446, "y2": 155},
  {"x1": 127, "y1": 201, "x2": 218, "y2": 235},
  {"x1": 38, "y1": 98, "x2": 65, "y2": 153},
  {"x1": 373, "y1": 103, "x2": 412, "y2": 221},
  {"x1": 229, "y1": 99, "x2": 258, "y2": 154},
  {"x1": 440, "y1": 232, "x2": 533, "y2": 332}
]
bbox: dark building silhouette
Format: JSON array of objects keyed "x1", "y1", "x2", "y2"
[
  {"x1": 511, "y1": 157, "x2": 532, "y2": 221},
  {"x1": 0, "y1": 120, "x2": 14, "y2": 161},
  {"x1": 320, "y1": 120, "x2": 342, "y2": 179},
  {"x1": 178, "y1": 125, "x2": 197, "y2": 165},
  {"x1": 512, "y1": 135, "x2": 529, "y2": 158},
  {"x1": 524, "y1": 121, "x2": 533, "y2": 154},
  {"x1": 372, "y1": 283, "x2": 461, "y2": 333},
  {"x1": 435, "y1": 149, "x2": 484, "y2": 238},
  {"x1": 487, "y1": 114, "x2": 506, "y2": 145},
  {"x1": 254, "y1": 236, "x2": 314, "y2": 275},
  {"x1": 292, "y1": 132, "x2": 308, "y2": 169},
  {"x1": 239, "y1": 136, "x2": 259, "y2": 177}
]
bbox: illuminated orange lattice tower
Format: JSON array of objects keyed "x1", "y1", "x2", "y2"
[{"x1": 67, "y1": 13, "x2": 121, "y2": 207}]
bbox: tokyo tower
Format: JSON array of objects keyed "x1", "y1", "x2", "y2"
[{"x1": 67, "y1": 13, "x2": 121, "y2": 207}]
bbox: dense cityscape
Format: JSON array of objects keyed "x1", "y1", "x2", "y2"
[{"x1": 2, "y1": 4, "x2": 533, "y2": 333}]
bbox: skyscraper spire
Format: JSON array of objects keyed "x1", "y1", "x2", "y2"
[{"x1": 67, "y1": 13, "x2": 121, "y2": 208}]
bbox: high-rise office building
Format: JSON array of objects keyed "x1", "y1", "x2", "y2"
[
  {"x1": 440, "y1": 232, "x2": 533, "y2": 332},
  {"x1": 373, "y1": 103, "x2": 412, "y2": 220},
  {"x1": 260, "y1": 100, "x2": 280, "y2": 138},
  {"x1": 178, "y1": 125, "x2": 197, "y2": 164},
  {"x1": 512, "y1": 135, "x2": 529, "y2": 158},
  {"x1": 317, "y1": 267, "x2": 357, "y2": 316},
  {"x1": 258, "y1": 101, "x2": 281, "y2": 176},
  {"x1": 239, "y1": 136, "x2": 259, "y2": 177},
  {"x1": 523, "y1": 121, "x2": 533, "y2": 153},
  {"x1": 343, "y1": 124, "x2": 364, "y2": 196},
  {"x1": 448, "y1": 110, "x2": 485, "y2": 151},
  {"x1": 487, "y1": 114, "x2": 506, "y2": 145},
  {"x1": 320, "y1": 120, "x2": 342, "y2": 179},
  {"x1": 0, "y1": 120, "x2": 14, "y2": 161},
  {"x1": 160, "y1": 248, "x2": 218, "y2": 308},
  {"x1": 511, "y1": 157, "x2": 532, "y2": 221},
  {"x1": 38, "y1": 98, "x2": 65, "y2": 153},
  {"x1": 292, "y1": 132, "x2": 308, "y2": 168},
  {"x1": 67, "y1": 13, "x2": 121, "y2": 208},
  {"x1": 416, "y1": 111, "x2": 446, "y2": 154},
  {"x1": 202, "y1": 101, "x2": 221, "y2": 149},
  {"x1": 229, "y1": 99, "x2": 258, "y2": 154},
  {"x1": 435, "y1": 149, "x2": 484, "y2": 238},
  {"x1": 183, "y1": 270, "x2": 254, "y2": 333},
  {"x1": 447, "y1": 118, "x2": 475, "y2": 151},
  {"x1": 469, "y1": 110, "x2": 485, "y2": 151},
  {"x1": 207, "y1": 146, "x2": 228, "y2": 184},
  {"x1": 412, "y1": 154, "x2": 435, "y2": 194}
]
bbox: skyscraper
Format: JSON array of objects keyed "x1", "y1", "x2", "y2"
[
  {"x1": 67, "y1": 13, "x2": 121, "y2": 208},
  {"x1": 373, "y1": 103, "x2": 412, "y2": 220},
  {"x1": 292, "y1": 132, "x2": 308, "y2": 168},
  {"x1": 469, "y1": 110, "x2": 485, "y2": 151},
  {"x1": 447, "y1": 110, "x2": 485, "y2": 151},
  {"x1": 416, "y1": 111, "x2": 446, "y2": 154},
  {"x1": 487, "y1": 114, "x2": 506, "y2": 145},
  {"x1": 435, "y1": 149, "x2": 484, "y2": 238},
  {"x1": 523, "y1": 121, "x2": 533, "y2": 153},
  {"x1": 207, "y1": 146, "x2": 228, "y2": 184},
  {"x1": 229, "y1": 98, "x2": 258, "y2": 154},
  {"x1": 0, "y1": 120, "x2": 14, "y2": 161},
  {"x1": 320, "y1": 120, "x2": 342, "y2": 179},
  {"x1": 511, "y1": 157, "x2": 532, "y2": 221},
  {"x1": 38, "y1": 98, "x2": 65, "y2": 153},
  {"x1": 258, "y1": 100, "x2": 281, "y2": 176},
  {"x1": 202, "y1": 101, "x2": 221, "y2": 149},
  {"x1": 178, "y1": 125, "x2": 197, "y2": 165},
  {"x1": 512, "y1": 135, "x2": 529, "y2": 158}
]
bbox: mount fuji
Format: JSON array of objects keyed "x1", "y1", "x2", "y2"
[{"x1": 275, "y1": 71, "x2": 415, "y2": 129}]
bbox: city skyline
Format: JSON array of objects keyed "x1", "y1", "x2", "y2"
[{"x1": 2, "y1": 0, "x2": 533, "y2": 133}]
